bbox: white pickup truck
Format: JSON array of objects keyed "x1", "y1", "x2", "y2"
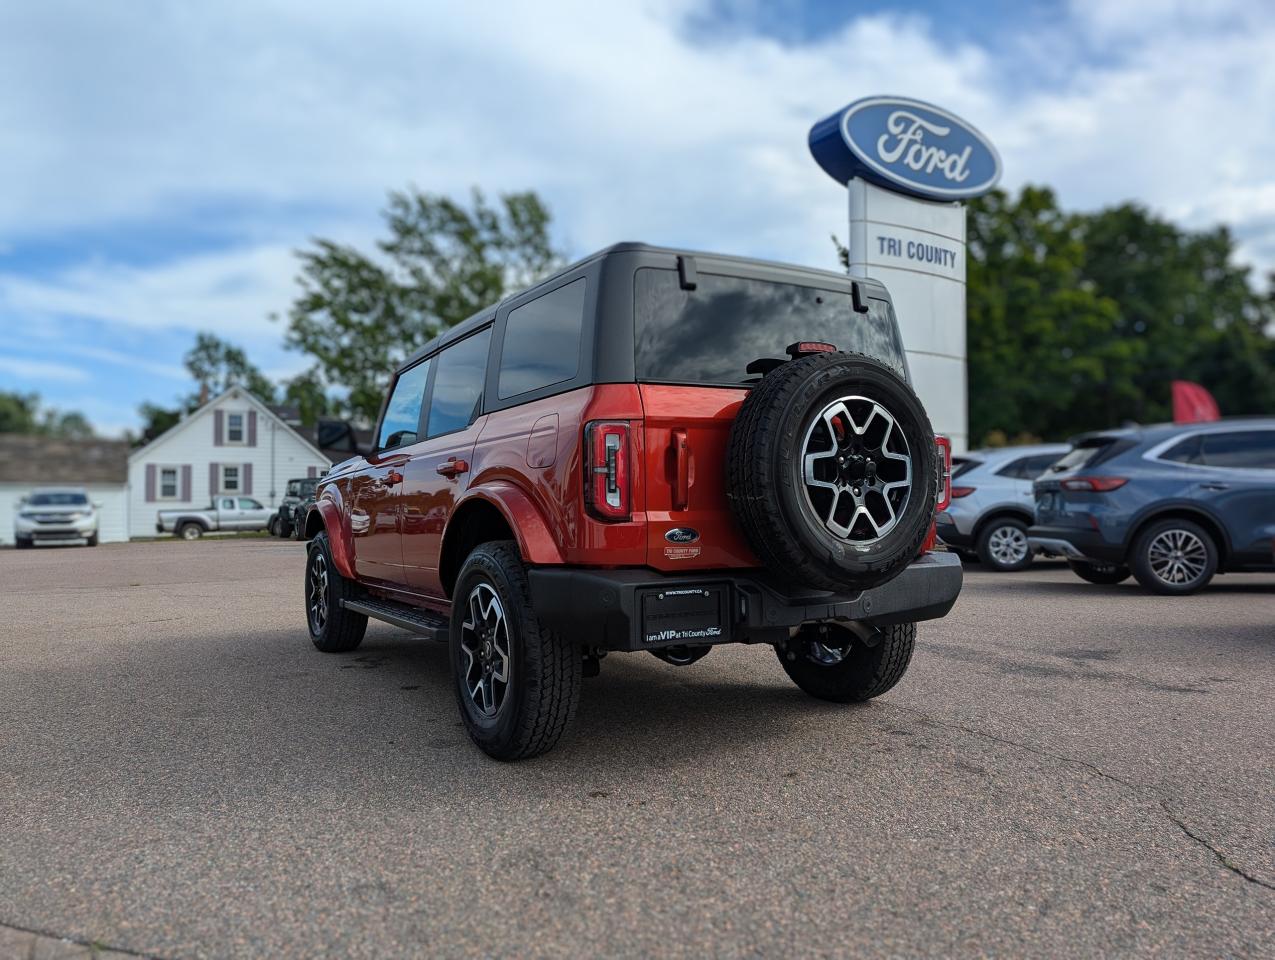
[{"x1": 156, "y1": 496, "x2": 274, "y2": 540}]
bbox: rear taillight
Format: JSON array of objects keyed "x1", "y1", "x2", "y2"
[
  {"x1": 934, "y1": 436, "x2": 952, "y2": 511},
  {"x1": 1060, "y1": 476, "x2": 1128, "y2": 492},
  {"x1": 950, "y1": 486, "x2": 976, "y2": 499},
  {"x1": 584, "y1": 421, "x2": 631, "y2": 521}
]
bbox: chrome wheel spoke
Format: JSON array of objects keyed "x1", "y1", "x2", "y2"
[
  {"x1": 460, "y1": 582, "x2": 511, "y2": 718},
  {"x1": 800, "y1": 395, "x2": 912, "y2": 545},
  {"x1": 1148, "y1": 529, "x2": 1207, "y2": 585}
]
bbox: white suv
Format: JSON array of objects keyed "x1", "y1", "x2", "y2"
[
  {"x1": 14, "y1": 488, "x2": 99, "y2": 548},
  {"x1": 935, "y1": 445, "x2": 1069, "y2": 571}
]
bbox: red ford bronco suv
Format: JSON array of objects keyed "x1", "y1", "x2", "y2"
[{"x1": 301, "y1": 244, "x2": 961, "y2": 759}]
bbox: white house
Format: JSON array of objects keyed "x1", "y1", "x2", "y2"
[
  {"x1": 127, "y1": 388, "x2": 331, "y2": 539},
  {"x1": 0, "y1": 435, "x2": 131, "y2": 545}
]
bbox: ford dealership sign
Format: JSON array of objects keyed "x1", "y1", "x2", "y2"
[{"x1": 809, "y1": 96, "x2": 1001, "y2": 201}]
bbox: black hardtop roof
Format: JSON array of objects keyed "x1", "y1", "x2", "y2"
[{"x1": 399, "y1": 242, "x2": 872, "y2": 373}]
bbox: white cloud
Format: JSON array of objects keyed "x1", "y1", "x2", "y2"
[
  {"x1": 0, "y1": 0, "x2": 1272, "y2": 438},
  {"x1": 0, "y1": 355, "x2": 89, "y2": 383}
]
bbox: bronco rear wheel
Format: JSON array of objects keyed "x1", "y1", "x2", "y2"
[
  {"x1": 777, "y1": 622, "x2": 916, "y2": 702},
  {"x1": 728, "y1": 352, "x2": 937, "y2": 591},
  {"x1": 450, "y1": 541, "x2": 581, "y2": 760}
]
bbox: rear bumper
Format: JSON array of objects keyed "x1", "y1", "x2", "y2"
[
  {"x1": 1027, "y1": 525, "x2": 1125, "y2": 564},
  {"x1": 527, "y1": 552, "x2": 963, "y2": 652},
  {"x1": 935, "y1": 515, "x2": 973, "y2": 549}
]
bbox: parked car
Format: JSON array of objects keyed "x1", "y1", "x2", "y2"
[
  {"x1": 13, "y1": 487, "x2": 99, "y2": 548},
  {"x1": 270, "y1": 477, "x2": 319, "y2": 537},
  {"x1": 287, "y1": 488, "x2": 319, "y2": 541},
  {"x1": 936, "y1": 444, "x2": 1070, "y2": 571},
  {"x1": 157, "y1": 496, "x2": 274, "y2": 540},
  {"x1": 1029, "y1": 419, "x2": 1275, "y2": 594},
  {"x1": 298, "y1": 243, "x2": 961, "y2": 759}
]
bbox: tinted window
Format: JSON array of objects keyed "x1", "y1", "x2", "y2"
[
  {"x1": 286, "y1": 481, "x2": 301, "y2": 497},
  {"x1": 1161, "y1": 435, "x2": 1203, "y2": 464},
  {"x1": 378, "y1": 359, "x2": 431, "y2": 449},
  {"x1": 427, "y1": 329, "x2": 492, "y2": 438},
  {"x1": 951, "y1": 457, "x2": 981, "y2": 479},
  {"x1": 998, "y1": 453, "x2": 1063, "y2": 479},
  {"x1": 1048, "y1": 440, "x2": 1114, "y2": 473},
  {"x1": 634, "y1": 269, "x2": 907, "y2": 385},
  {"x1": 1201, "y1": 430, "x2": 1275, "y2": 468},
  {"x1": 499, "y1": 279, "x2": 586, "y2": 399},
  {"x1": 28, "y1": 492, "x2": 88, "y2": 506}
]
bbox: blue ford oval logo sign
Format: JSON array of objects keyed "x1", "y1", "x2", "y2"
[
  {"x1": 809, "y1": 96, "x2": 1001, "y2": 201},
  {"x1": 664, "y1": 527, "x2": 699, "y2": 544}
]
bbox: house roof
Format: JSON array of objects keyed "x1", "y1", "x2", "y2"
[
  {"x1": 128, "y1": 387, "x2": 332, "y2": 464},
  {"x1": 0, "y1": 434, "x2": 130, "y2": 485}
]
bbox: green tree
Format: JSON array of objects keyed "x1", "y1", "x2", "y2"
[
  {"x1": 0, "y1": 391, "x2": 40, "y2": 433},
  {"x1": 135, "y1": 402, "x2": 183, "y2": 445},
  {"x1": 282, "y1": 367, "x2": 332, "y2": 427},
  {"x1": 0, "y1": 390, "x2": 95, "y2": 438},
  {"x1": 283, "y1": 187, "x2": 562, "y2": 422},
  {"x1": 184, "y1": 331, "x2": 277, "y2": 406}
]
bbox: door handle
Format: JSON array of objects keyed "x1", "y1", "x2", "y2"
[
  {"x1": 672, "y1": 429, "x2": 690, "y2": 511},
  {"x1": 436, "y1": 458, "x2": 469, "y2": 478},
  {"x1": 385, "y1": 470, "x2": 404, "y2": 485},
  {"x1": 1199, "y1": 482, "x2": 1229, "y2": 491}
]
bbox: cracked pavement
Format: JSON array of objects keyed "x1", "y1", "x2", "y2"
[{"x1": 1, "y1": 539, "x2": 1272, "y2": 958}]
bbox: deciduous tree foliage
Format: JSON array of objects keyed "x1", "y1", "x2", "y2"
[
  {"x1": 0, "y1": 391, "x2": 95, "y2": 438},
  {"x1": 848, "y1": 186, "x2": 1275, "y2": 445},
  {"x1": 283, "y1": 188, "x2": 562, "y2": 423},
  {"x1": 184, "y1": 332, "x2": 277, "y2": 406}
]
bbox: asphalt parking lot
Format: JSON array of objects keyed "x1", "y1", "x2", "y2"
[{"x1": 1, "y1": 540, "x2": 1272, "y2": 958}]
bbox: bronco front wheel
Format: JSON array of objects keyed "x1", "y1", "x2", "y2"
[{"x1": 306, "y1": 531, "x2": 367, "y2": 652}]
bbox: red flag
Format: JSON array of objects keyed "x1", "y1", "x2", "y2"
[{"x1": 1171, "y1": 381, "x2": 1220, "y2": 423}]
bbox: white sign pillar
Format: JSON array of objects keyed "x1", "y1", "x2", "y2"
[{"x1": 844, "y1": 178, "x2": 968, "y2": 452}]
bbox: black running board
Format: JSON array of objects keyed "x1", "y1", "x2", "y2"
[{"x1": 341, "y1": 598, "x2": 449, "y2": 642}]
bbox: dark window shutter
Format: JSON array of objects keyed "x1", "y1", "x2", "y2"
[
  {"x1": 247, "y1": 410, "x2": 257, "y2": 447},
  {"x1": 242, "y1": 463, "x2": 253, "y2": 496},
  {"x1": 145, "y1": 464, "x2": 156, "y2": 502},
  {"x1": 214, "y1": 410, "x2": 224, "y2": 446},
  {"x1": 209, "y1": 462, "x2": 219, "y2": 496},
  {"x1": 307, "y1": 466, "x2": 317, "y2": 479},
  {"x1": 180, "y1": 465, "x2": 192, "y2": 502}
]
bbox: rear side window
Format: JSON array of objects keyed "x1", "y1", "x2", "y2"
[
  {"x1": 498, "y1": 279, "x2": 587, "y2": 399},
  {"x1": 951, "y1": 457, "x2": 981, "y2": 479},
  {"x1": 1200, "y1": 430, "x2": 1275, "y2": 468},
  {"x1": 634, "y1": 269, "x2": 908, "y2": 385},
  {"x1": 427, "y1": 329, "x2": 493, "y2": 438},
  {"x1": 378, "y1": 358, "x2": 431, "y2": 450},
  {"x1": 1161, "y1": 435, "x2": 1203, "y2": 464}
]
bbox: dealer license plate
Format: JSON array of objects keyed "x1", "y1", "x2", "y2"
[{"x1": 639, "y1": 586, "x2": 728, "y2": 646}]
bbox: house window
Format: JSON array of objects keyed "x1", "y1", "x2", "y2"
[
  {"x1": 159, "y1": 467, "x2": 179, "y2": 499},
  {"x1": 222, "y1": 465, "x2": 240, "y2": 493},
  {"x1": 226, "y1": 413, "x2": 245, "y2": 444}
]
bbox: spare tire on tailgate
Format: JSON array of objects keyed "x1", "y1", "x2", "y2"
[{"x1": 727, "y1": 351, "x2": 937, "y2": 591}]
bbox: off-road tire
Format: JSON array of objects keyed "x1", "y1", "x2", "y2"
[
  {"x1": 268, "y1": 517, "x2": 280, "y2": 538},
  {"x1": 975, "y1": 517, "x2": 1032, "y2": 572},
  {"x1": 1130, "y1": 518, "x2": 1218, "y2": 596},
  {"x1": 177, "y1": 522, "x2": 203, "y2": 541},
  {"x1": 306, "y1": 531, "x2": 367, "y2": 652},
  {"x1": 450, "y1": 541, "x2": 580, "y2": 761},
  {"x1": 1068, "y1": 560, "x2": 1131, "y2": 585},
  {"x1": 728, "y1": 352, "x2": 937, "y2": 591},
  {"x1": 777, "y1": 622, "x2": 916, "y2": 702}
]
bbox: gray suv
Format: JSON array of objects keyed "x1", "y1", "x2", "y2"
[
  {"x1": 936, "y1": 444, "x2": 1069, "y2": 571},
  {"x1": 1029, "y1": 419, "x2": 1275, "y2": 594}
]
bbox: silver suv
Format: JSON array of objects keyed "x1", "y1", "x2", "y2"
[
  {"x1": 14, "y1": 487, "x2": 100, "y2": 548},
  {"x1": 935, "y1": 444, "x2": 1069, "y2": 571}
]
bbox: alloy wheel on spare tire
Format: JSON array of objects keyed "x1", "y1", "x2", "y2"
[{"x1": 727, "y1": 351, "x2": 937, "y2": 591}]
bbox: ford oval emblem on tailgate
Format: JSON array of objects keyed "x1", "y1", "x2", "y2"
[{"x1": 665, "y1": 527, "x2": 700, "y2": 544}]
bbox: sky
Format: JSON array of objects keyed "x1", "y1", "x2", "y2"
[{"x1": 2, "y1": 0, "x2": 1274, "y2": 436}]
